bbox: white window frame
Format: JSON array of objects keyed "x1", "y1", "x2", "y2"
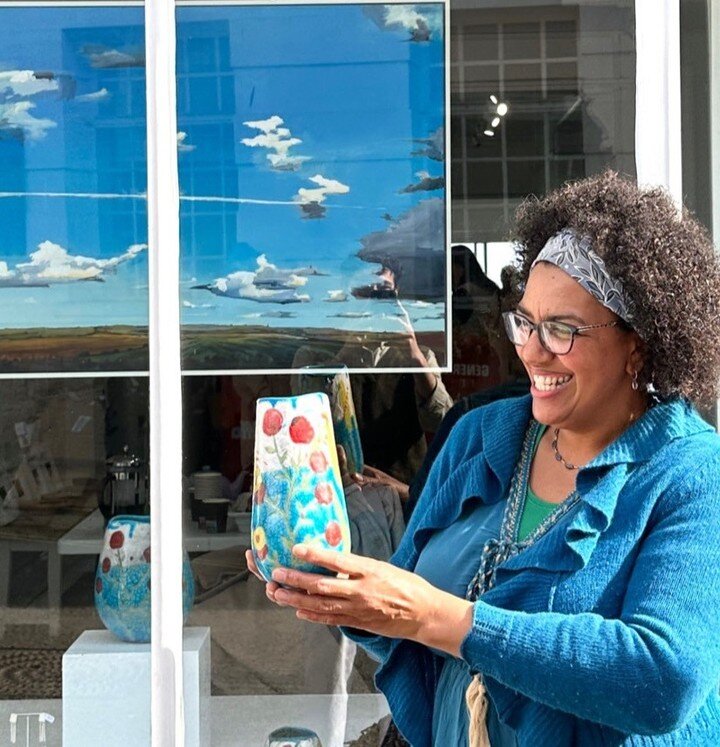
[
  {"x1": 144, "y1": 0, "x2": 693, "y2": 742},
  {"x1": 145, "y1": 0, "x2": 184, "y2": 743}
]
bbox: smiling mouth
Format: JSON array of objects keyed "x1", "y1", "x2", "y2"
[{"x1": 532, "y1": 374, "x2": 573, "y2": 392}]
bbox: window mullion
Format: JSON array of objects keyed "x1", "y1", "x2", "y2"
[
  {"x1": 634, "y1": 0, "x2": 682, "y2": 204},
  {"x1": 144, "y1": 0, "x2": 185, "y2": 742}
]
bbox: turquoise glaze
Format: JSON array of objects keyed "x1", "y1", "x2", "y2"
[
  {"x1": 94, "y1": 515, "x2": 194, "y2": 642},
  {"x1": 252, "y1": 392, "x2": 351, "y2": 582}
]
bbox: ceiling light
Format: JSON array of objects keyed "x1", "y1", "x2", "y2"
[
  {"x1": 496, "y1": 103, "x2": 508, "y2": 116},
  {"x1": 483, "y1": 129, "x2": 494, "y2": 137},
  {"x1": 490, "y1": 95, "x2": 498, "y2": 105},
  {"x1": 491, "y1": 117, "x2": 500, "y2": 127}
]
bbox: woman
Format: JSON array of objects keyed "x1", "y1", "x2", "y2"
[{"x1": 246, "y1": 172, "x2": 720, "y2": 745}]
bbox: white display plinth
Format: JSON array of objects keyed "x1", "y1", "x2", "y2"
[{"x1": 62, "y1": 627, "x2": 210, "y2": 747}]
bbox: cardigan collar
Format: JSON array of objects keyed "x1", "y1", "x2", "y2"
[
  {"x1": 490, "y1": 394, "x2": 713, "y2": 576},
  {"x1": 483, "y1": 394, "x2": 712, "y2": 483},
  {"x1": 412, "y1": 394, "x2": 714, "y2": 577}
]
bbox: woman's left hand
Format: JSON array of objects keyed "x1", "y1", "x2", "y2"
[{"x1": 267, "y1": 543, "x2": 472, "y2": 655}]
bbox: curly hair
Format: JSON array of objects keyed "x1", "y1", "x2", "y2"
[{"x1": 511, "y1": 171, "x2": 720, "y2": 407}]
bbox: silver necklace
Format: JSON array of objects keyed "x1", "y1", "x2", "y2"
[{"x1": 551, "y1": 428, "x2": 582, "y2": 470}]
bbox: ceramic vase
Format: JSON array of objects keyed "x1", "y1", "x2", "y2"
[
  {"x1": 328, "y1": 370, "x2": 364, "y2": 476},
  {"x1": 294, "y1": 368, "x2": 364, "y2": 476},
  {"x1": 94, "y1": 515, "x2": 195, "y2": 642},
  {"x1": 251, "y1": 392, "x2": 351, "y2": 582}
]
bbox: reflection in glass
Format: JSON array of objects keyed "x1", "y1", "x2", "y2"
[
  {"x1": 0, "y1": 376, "x2": 149, "y2": 706},
  {"x1": 265, "y1": 726, "x2": 322, "y2": 747},
  {"x1": 176, "y1": 4, "x2": 449, "y2": 373},
  {"x1": 451, "y1": 1, "x2": 636, "y2": 243},
  {"x1": 0, "y1": 6, "x2": 149, "y2": 376}
]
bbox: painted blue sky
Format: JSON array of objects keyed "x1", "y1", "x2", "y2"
[{"x1": 0, "y1": 3, "x2": 447, "y2": 335}]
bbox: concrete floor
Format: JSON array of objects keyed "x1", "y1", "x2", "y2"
[{"x1": 1, "y1": 694, "x2": 391, "y2": 746}]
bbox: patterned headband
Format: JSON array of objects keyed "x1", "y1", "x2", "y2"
[{"x1": 531, "y1": 228, "x2": 633, "y2": 324}]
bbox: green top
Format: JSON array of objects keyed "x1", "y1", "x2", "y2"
[{"x1": 517, "y1": 424, "x2": 558, "y2": 542}]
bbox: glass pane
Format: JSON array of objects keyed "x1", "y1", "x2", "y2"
[
  {"x1": 503, "y1": 22, "x2": 541, "y2": 60},
  {"x1": 506, "y1": 160, "x2": 545, "y2": 197},
  {"x1": 171, "y1": 2, "x2": 643, "y2": 743},
  {"x1": 680, "y1": 0, "x2": 717, "y2": 429},
  {"x1": 0, "y1": 8, "x2": 149, "y2": 741},
  {"x1": 0, "y1": 6, "x2": 149, "y2": 377},
  {"x1": 177, "y1": 4, "x2": 449, "y2": 375},
  {"x1": 546, "y1": 20, "x2": 578, "y2": 58},
  {"x1": 466, "y1": 161, "x2": 503, "y2": 199},
  {"x1": 505, "y1": 114, "x2": 545, "y2": 157},
  {"x1": 177, "y1": 3, "x2": 448, "y2": 742},
  {"x1": 451, "y1": 1, "x2": 636, "y2": 242},
  {"x1": 448, "y1": 1, "x2": 636, "y2": 430},
  {"x1": 463, "y1": 23, "x2": 498, "y2": 61}
]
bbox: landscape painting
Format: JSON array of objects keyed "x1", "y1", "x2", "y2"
[
  {"x1": 177, "y1": 2, "x2": 450, "y2": 372},
  {"x1": 0, "y1": 2, "x2": 449, "y2": 375},
  {"x1": 0, "y1": 5, "x2": 149, "y2": 375}
]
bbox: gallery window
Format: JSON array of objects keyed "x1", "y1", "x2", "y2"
[{"x1": 0, "y1": 1, "x2": 716, "y2": 745}]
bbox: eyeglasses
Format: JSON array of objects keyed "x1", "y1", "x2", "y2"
[{"x1": 502, "y1": 310, "x2": 621, "y2": 356}]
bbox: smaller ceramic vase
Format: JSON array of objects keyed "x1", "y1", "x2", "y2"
[
  {"x1": 294, "y1": 367, "x2": 364, "y2": 475},
  {"x1": 251, "y1": 392, "x2": 351, "y2": 582},
  {"x1": 328, "y1": 370, "x2": 364, "y2": 475},
  {"x1": 94, "y1": 515, "x2": 195, "y2": 643}
]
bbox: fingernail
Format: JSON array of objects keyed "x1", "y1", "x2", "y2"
[
  {"x1": 293, "y1": 544, "x2": 308, "y2": 558},
  {"x1": 272, "y1": 569, "x2": 287, "y2": 582}
]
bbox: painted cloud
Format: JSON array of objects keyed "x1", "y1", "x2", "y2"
[
  {"x1": 364, "y1": 5, "x2": 443, "y2": 42},
  {"x1": 412, "y1": 126, "x2": 445, "y2": 161},
  {"x1": 295, "y1": 174, "x2": 350, "y2": 219},
  {"x1": 0, "y1": 69, "x2": 75, "y2": 141},
  {"x1": 399, "y1": 170, "x2": 445, "y2": 194},
  {"x1": 356, "y1": 198, "x2": 445, "y2": 301},
  {"x1": 177, "y1": 131, "x2": 196, "y2": 152},
  {"x1": 0, "y1": 101, "x2": 56, "y2": 141},
  {"x1": 0, "y1": 241, "x2": 147, "y2": 287},
  {"x1": 241, "y1": 115, "x2": 311, "y2": 171},
  {"x1": 76, "y1": 88, "x2": 110, "y2": 103},
  {"x1": 192, "y1": 254, "x2": 322, "y2": 304},
  {"x1": 0, "y1": 70, "x2": 59, "y2": 98},
  {"x1": 82, "y1": 45, "x2": 145, "y2": 69}
]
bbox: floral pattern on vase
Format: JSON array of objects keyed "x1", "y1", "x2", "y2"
[
  {"x1": 252, "y1": 392, "x2": 351, "y2": 582},
  {"x1": 329, "y1": 370, "x2": 364, "y2": 476},
  {"x1": 94, "y1": 515, "x2": 195, "y2": 642}
]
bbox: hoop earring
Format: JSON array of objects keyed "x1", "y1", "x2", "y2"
[{"x1": 631, "y1": 370, "x2": 639, "y2": 391}]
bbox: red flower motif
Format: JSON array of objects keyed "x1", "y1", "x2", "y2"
[
  {"x1": 254, "y1": 483, "x2": 266, "y2": 505},
  {"x1": 314, "y1": 483, "x2": 333, "y2": 505},
  {"x1": 101, "y1": 557, "x2": 111, "y2": 574},
  {"x1": 289, "y1": 416, "x2": 314, "y2": 444},
  {"x1": 143, "y1": 547, "x2": 151, "y2": 563},
  {"x1": 257, "y1": 545, "x2": 268, "y2": 560},
  {"x1": 262, "y1": 408, "x2": 283, "y2": 436},
  {"x1": 325, "y1": 521, "x2": 342, "y2": 547},
  {"x1": 95, "y1": 578, "x2": 103, "y2": 593},
  {"x1": 310, "y1": 451, "x2": 328, "y2": 473},
  {"x1": 109, "y1": 531, "x2": 124, "y2": 549}
]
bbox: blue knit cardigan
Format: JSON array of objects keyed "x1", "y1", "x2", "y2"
[{"x1": 345, "y1": 395, "x2": 720, "y2": 745}]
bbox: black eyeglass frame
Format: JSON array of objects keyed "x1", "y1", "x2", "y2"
[{"x1": 502, "y1": 310, "x2": 622, "y2": 355}]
